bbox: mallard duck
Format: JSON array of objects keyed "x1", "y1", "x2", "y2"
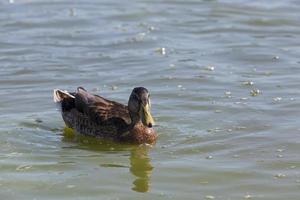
[{"x1": 53, "y1": 87, "x2": 157, "y2": 144}]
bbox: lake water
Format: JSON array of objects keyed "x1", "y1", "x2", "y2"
[{"x1": 1, "y1": 0, "x2": 300, "y2": 199}]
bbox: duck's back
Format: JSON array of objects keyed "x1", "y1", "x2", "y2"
[{"x1": 54, "y1": 87, "x2": 131, "y2": 138}]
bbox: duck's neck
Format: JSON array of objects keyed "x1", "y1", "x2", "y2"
[{"x1": 129, "y1": 112, "x2": 141, "y2": 130}]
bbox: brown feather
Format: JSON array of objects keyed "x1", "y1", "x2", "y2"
[{"x1": 75, "y1": 88, "x2": 131, "y2": 125}]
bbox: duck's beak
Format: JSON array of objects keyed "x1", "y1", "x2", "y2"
[{"x1": 140, "y1": 102, "x2": 155, "y2": 128}]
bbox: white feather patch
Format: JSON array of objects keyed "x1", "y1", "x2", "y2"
[{"x1": 53, "y1": 89, "x2": 75, "y2": 103}]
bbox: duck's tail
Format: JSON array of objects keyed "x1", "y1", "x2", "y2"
[{"x1": 53, "y1": 89, "x2": 75, "y2": 103}]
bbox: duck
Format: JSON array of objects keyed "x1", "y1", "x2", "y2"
[{"x1": 53, "y1": 87, "x2": 157, "y2": 144}]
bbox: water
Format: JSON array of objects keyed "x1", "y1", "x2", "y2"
[{"x1": 1, "y1": 0, "x2": 300, "y2": 199}]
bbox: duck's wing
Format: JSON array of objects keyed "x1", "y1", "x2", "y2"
[{"x1": 74, "y1": 87, "x2": 131, "y2": 131}]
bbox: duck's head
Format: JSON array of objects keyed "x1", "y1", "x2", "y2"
[{"x1": 128, "y1": 87, "x2": 155, "y2": 128}]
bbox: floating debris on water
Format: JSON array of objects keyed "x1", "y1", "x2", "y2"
[
  {"x1": 214, "y1": 109, "x2": 222, "y2": 113},
  {"x1": 205, "y1": 195, "x2": 215, "y2": 199},
  {"x1": 148, "y1": 26, "x2": 155, "y2": 31},
  {"x1": 165, "y1": 75, "x2": 174, "y2": 80},
  {"x1": 100, "y1": 163, "x2": 129, "y2": 168},
  {"x1": 234, "y1": 126, "x2": 247, "y2": 130},
  {"x1": 66, "y1": 185, "x2": 76, "y2": 189},
  {"x1": 242, "y1": 81, "x2": 254, "y2": 86},
  {"x1": 111, "y1": 85, "x2": 118, "y2": 90},
  {"x1": 155, "y1": 47, "x2": 166, "y2": 55},
  {"x1": 206, "y1": 155, "x2": 213, "y2": 159},
  {"x1": 264, "y1": 71, "x2": 272, "y2": 76},
  {"x1": 240, "y1": 97, "x2": 248, "y2": 100},
  {"x1": 276, "y1": 149, "x2": 284, "y2": 152},
  {"x1": 176, "y1": 85, "x2": 186, "y2": 90},
  {"x1": 250, "y1": 89, "x2": 261, "y2": 96},
  {"x1": 204, "y1": 65, "x2": 215, "y2": 71},
  {"x1": 244, "y1": 194, "x2": 252, "y2": 199},
  {"x1": 224, "y1": 91, "x2": 232, "y2": 98},
  {"x1": 16, "y1": 165, "x2": 32, "y2": 171},
  {"x1": 273, "y1": 97, "x2": 282, "y2": 102},
  {"x1": 272, "y1": 56, "x2": 280, "y2": 60},
  {"x1": 7, "y1": 152, "x2": 23, "y2": 158},
  {"x1": 199, "y1": 181, "x2": 209, "y2": 184},
  {"x1": 207, "y1": 127, "x2": 222, "y2": 133},
  {"x1": 277, "y1": 154, "x2": 283, "y2": 158},
  {"x1": 274, "y1": 173, "x2": 286, "y2": 179},
  {"x1": 132, "y1": 32, "x2": 146, "y2": 42},
  {"x1": 169, "y1": 63, "x2": 176, "y2": 69}
]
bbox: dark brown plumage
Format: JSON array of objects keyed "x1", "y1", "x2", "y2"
[{"x1": 53, "y1": 87, "x2": 157, "y2": 144}]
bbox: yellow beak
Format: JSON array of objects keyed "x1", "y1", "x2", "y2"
[{"x1": 140, "y1": 103, "x2": 155, "y2": 127}]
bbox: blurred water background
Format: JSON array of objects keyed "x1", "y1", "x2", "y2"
[{"x1": 0, "y1": 0, "x2": 300, "y2": 199}]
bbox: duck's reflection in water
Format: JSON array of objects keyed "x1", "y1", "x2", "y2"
[
  {"x1": 130, "y1": 146, "x2": 153, "y2": 192},
  {"x1": 61, "y1": 128, "x2": 154, "y2": 193}
]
